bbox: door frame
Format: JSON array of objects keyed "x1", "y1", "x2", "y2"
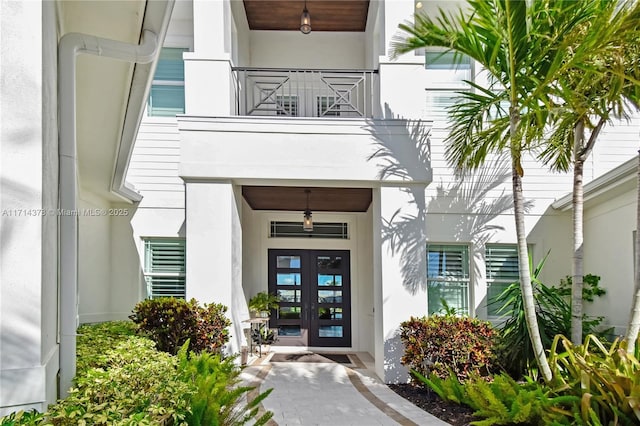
[{"x1": 268, "y1": 249, "x2": 352, "y2": 347}]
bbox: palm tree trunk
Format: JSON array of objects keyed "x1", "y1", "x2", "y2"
[
  {"x1": 571, "y1": 120, "x2": 585, "y2": 345},
  {"x1": 512, "y1": 163, "x2": 553, "y2": 381},
  {"x1": 625, "y1": 152, "x2": 640, "y2": 353}
]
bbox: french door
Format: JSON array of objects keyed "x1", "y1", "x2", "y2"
[{"x1": 268, "y1": 249, "x2": 351, "y2": 347}]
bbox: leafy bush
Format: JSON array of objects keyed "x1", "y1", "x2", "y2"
[
  {"x1": 400, "y1": 314, "x2": 497, "y2": 381},
  {"x1": 130, "y1": 298, "x2": 231, "y2": 355},
  {"x1": 493, "y1": 254, "x2": 609, "y2": 376},
  {"x1": 413, "y1": 370, "x2": 577, "y2": 425},
  {"x1": 76, "y1": 320, "x2": 138, "y2": 373},
  {"x1": 549, "y1": 335, "x2": 640, "y2": 425},
  {"x1": 177, "y1": 345, "x2": 273, "y2": 426},
  {"x1": 50, "y1": 336, "x2": 192, "y2": 425}
]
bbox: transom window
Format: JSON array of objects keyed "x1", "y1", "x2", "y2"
[
  {"x1": 147, "y1": 48, "x2": 187, "y2": 117},
  {"x1": 485, "y1": 244, "x2": 520, "y2": 317},
  {"x1": 270, "y1": 221, "x2": 348, "y2": 239},
  {"x1": 427, "y1": 244, "x2": 470, "y2": 315},
  {"x1": 143, "y1": 238, "x2": 186, "y2": 298}
]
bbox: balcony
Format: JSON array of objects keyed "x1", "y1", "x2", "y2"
[{"x1": 233, "y1": 68, "x2": 378, "y2": 118}]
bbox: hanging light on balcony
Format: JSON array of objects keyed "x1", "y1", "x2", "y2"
[
  {"x1": 300, "y1": 0, "x2": 312, "y2": 34},
  {"x1": 303, "y1": 189, "x2": 313, "y2": 231}
]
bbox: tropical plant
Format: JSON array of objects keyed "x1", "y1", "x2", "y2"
[
  {"x1": 494, "y1": 254, "x2": 609, "y2": 376},
  {"x1": 177, "y1": 344, "x2": 273, "y2": 426},
  {"x1": 413, "y1": 370, "x2": 577, "y2": 425},
  {"x1": 248, "y1": 292, "x2": 280, "y2": 315},
  {"x1": 47, "y1": 336, "x2": 193, "y2": 425},
  {"x1": 399, "y1": 314, "x2": 497, "y2": 381},
  {"x1": 537, "y1": 0, "x2": 640, "y2": 345},
  {"x1": 391, "y1": 0, "x2": 608, "y2": 382},
  {"x1": 548, "y1": 335, "x2": 640, "y2": 425},
  {"x1": 130, "y1": 297, "x2": 231, "y2": 355}
]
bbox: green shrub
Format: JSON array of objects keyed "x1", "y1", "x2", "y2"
[
  {"x1": 177, "y1": 345, "x2": 273, "y2": 426},
  {"x1": 399, "y1": 314, "x2": 497, "y2": 381},
  {"x1": 549, "y1": 335, "x2": 640, "y2": 425},
  {"x1": 493, "y1": 253, "x2": 609, "y2": 377},
  {"x1": 49, "y1": 336, "x2": 193, "y2": 425},
  {"x1": 130, "y1": 298, "x2": 231, "y2": 355},
  {"x1": 76, "y1": 321, "x2": 138, "y2": 374},
  {"x1": 414, "y1": 370, "x2": 577, "y2": 425}
]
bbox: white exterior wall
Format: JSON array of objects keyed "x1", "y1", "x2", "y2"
[
  {"x1": 0, "y1": 0, "x2": 59, "y2": 414},
  {"x1": 582, "y1": 184, "x2": 637, "y2": 335}
]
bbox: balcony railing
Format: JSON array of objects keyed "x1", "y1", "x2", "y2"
[{"x1": 233, "y1": 68, "x2": 378, "y2": 118}]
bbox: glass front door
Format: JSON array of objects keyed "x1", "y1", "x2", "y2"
[{"x1": 268, "y1": 249, "x2": 351, "y2": 347}]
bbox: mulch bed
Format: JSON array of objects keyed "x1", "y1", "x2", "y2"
[{"x1": 388, "y1": 383, "x2": 476, "y2": 426}]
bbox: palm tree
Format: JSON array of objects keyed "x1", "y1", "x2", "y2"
[
  {"x1": 540, "y1": 0, "x2": 640, "y2": 345},
  {"x1": 391, "y1": 0, "x2": 606, "y2": 382}
]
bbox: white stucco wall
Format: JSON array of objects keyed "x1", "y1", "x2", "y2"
[
  {"x1": 583, "y1": 185, "x2": 637, "y2": 335},
  {"x1": 0, "y1": 0, "x2": 59, "y2": 414}
]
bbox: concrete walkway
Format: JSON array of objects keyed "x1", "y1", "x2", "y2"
[{"x1": 241, "y1": 352, "x2": 450, "y2": 426}]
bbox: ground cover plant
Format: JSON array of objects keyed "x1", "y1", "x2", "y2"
[{"x1": 0, "y1": 319, "x2": 272, "y2": 426}]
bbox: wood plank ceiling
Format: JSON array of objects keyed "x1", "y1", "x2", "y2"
[
  {"x1": 242, "y1": 0, "x2": 370, "y2": 32},
  {"x1": 242, "y1": 186, "x2": 373, "y2": 212}
]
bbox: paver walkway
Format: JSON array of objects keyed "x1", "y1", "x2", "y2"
[{"x1": 241, "y1": 352, "x2": 450, "y2": 426}]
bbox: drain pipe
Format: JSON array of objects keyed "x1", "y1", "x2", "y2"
[{"x1": 58, "y1": 29, "x2": 158, "y2": 396}]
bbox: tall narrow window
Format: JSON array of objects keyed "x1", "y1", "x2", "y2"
[
  {"x1": 147, "y1": 48, "x2": 187, "y2": 116},
  {"x1": 144, "y1": 238, "x2": 186, "y2": 298},
  {"x1": 275, "y1": 95, "x2": 298, "y2": 116},
  {"x1": 485, "y1": 244, "x2": 519, "y2": 316},
  {"x1": 427, "y1": 244, "x2": 470, "y2": 314},
  {"x1": 425, "y1": 51, "x2": 472, "y2": 121}
]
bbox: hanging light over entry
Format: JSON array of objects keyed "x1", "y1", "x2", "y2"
[
  {"x1": 300, "y1": 0, "x2": 311, "y2": 34},
  {"x1": 303, "y1": 189, "x2": 313, "y2": 231}
]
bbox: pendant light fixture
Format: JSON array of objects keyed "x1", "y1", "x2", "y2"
[
  {"x1": 303, "y1": 189, "x2": 313, "y2": 232},
  {"x1": 300, "y1": 0, "x2": 311, "y2": 34}
]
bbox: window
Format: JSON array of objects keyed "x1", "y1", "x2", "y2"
[
  {"x1": 270, "y1": 221, "x2": 348, "y2": 239},
  {"x1": 427, "y1": 244, "x2": 470, "y2": 314},
  {"x1": 144, "y1": 238, "x2": 186, "y2": 298},
  {"x1": 485, "y1": 245, "x2": 519, "y2": 316},
  {"x1": 275, "y1": 95, "x2": 298, "y2": 116},
  {"x1": 317, "y1": 96, "x2": 340, "y2": 117},
  {"x1": 147, "y1": 48, "x2": 186, "y2": 116},
  {"x1": 425, "y1": 51, "x2": 472, "y2": 121}
]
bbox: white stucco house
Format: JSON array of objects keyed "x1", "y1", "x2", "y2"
[{"x1": 2, "y1": 0, "x2": 639, "y2": 416}]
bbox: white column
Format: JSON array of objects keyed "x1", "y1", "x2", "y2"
[
  {"x1": 185, "y1": 181, "x2": 247, "y2": 353},
  {"x1": 0, "y1": 0, "x2": 58, "y2": 414},
  {"x1": 184, "y1": 0, "x2": 234, "y2": 116},
  {"x1": 375, "y1": 185, "x2": 428, "y2": 383}
]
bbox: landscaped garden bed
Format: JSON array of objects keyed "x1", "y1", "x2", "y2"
[{"x1": 0, "y1": 298, "x2": 273, "y2": 426}]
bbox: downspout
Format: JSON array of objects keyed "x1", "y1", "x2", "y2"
[{"x1": 58, "y1": 29, "x2": 158, "y2": 396}]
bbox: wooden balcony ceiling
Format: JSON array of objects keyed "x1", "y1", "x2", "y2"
[
  {"x1": 243, "y1": 0, "x2": 369, "y2": 32},
  {"x1": 242, "y1": 186, "x2": 373, "y2": 212}
]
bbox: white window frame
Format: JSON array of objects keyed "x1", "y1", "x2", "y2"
[
  {"x1": 147, "y1": 47, "x2": 187, "y2": 117},
  {"x1": 485, "y1": 244, "x2": 520, "y2": 317},
  {"x1": 143, "y1": 238, "x2": 186, "y2": 299},
  {"x1": 427, "y1": 244, "x2": 471, "y2": 315}
]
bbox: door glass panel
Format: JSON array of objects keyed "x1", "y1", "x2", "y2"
[
  {"x1": 277, "y1": 256, "x2": 301, "y2": 268},
  {"x1": 278, "y1": 307, "x2": 301, "y2": 319},
  {"x1": 318, "y1": 290, "x2": 342, "y2": 303},
  {"x1": 319, "y1": 325, "x2": 343, "y2": 338},
  {"x1": 277, "y1": 289, "x2": 300, "y2": 302},
  {"x1": 279, "y1": 325, "x2": 301, "y2": 336},
  {"x1": 318, "y1": 274, "x2": 342, "y2": 286},
  {"x1": 277, "y1": 273, "x2": 301, "y2": 285},
  {"x1": 317, "y1": 256, "x2": 342, "y2": 269},
  {"x1": 318, "y1": 307, "x2": 342, "y2": 319}
]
